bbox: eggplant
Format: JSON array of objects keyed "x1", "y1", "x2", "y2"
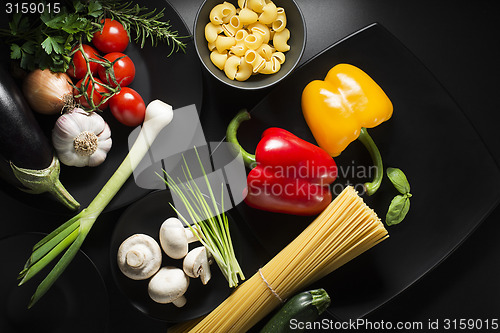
[{"x1": 0, "y1": 66, "x2": 79, "y2": 210}]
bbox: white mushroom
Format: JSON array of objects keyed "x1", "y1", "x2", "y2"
[
  {"x1": 159, "y1": 217, "x2": 198, "y2": 259},
  {"x1": 117, "y1": 234, "x2": 162, "y2": 280},
  {"x1": 183, "y1": 246, "x2": 212, "y2": 285},
  {"x1": 148, "y1": 266, "x2": 190, "y2": 307}
]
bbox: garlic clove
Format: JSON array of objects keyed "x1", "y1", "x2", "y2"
[
  {"x1": 69, "y1": 109, "x2": 91, "y2": 134},
  {"x1": 58, "y1": 150, "x2": 90, "y2": 167},
  {"x1": 88, "y1": 149, "x2": 107, "y2": 167},
  {"x1": 97, "y1": 123, "x2": 112, "y2": 145},
  {"x1": 53, "y1": 113, "x2": 83, "y2": 141},
  {"x1": 98, "y1": 137, "x2": 112, "y2": 152},
  {"x1": 86, "y1": 110, "x2": 108, "y2": 134}
]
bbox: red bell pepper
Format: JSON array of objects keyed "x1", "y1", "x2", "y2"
[{"x1": 226, "y1": 110, "x2": 337, "y2": 216}]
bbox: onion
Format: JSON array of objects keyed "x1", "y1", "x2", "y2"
[{"x1": 22, "y1": 69, "x2": 75, "y2": 115}]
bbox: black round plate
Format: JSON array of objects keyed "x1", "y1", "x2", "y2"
[
  {"x1": 110, "y1": 190, "x2": 231, "y2": 322},
  {"x1": 0, "y1": 233, "x2": 108, "y2": 333},
  {"x1": 0, "y1": 0, "x2": 203, "y2": 214}
]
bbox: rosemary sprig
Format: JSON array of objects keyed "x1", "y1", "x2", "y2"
[{"x1": 99, "y1": 0, "x2": 187, "y2": 55}]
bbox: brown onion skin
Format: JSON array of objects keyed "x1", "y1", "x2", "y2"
[{"x1": 22, "y1": 69, "x2": 74, "y2": 115}]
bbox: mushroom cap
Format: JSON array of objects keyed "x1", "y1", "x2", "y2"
[
  {"x1": 117, "y1": 234, "x2": 162, "y2": 280},
  {"x1": 183, "y1": 246, "x2": 212, "y2": 284},
  {"x1": 148, "y1": 266, "x2": 190, "y2": 304},
  {"x1": 160, "y1": 217, "x2": 189, "y2": 259}
]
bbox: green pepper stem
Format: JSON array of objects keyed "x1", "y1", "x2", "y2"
[
  {"x1": 357, "y1": 127, "x2": 383, "y2": 196},
  {"x1": 226, "y1": 110, "x2": 256, "y2": 168}
]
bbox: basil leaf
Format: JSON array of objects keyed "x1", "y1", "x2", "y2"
[
  {"x1": 386, "y1": 194, "x2": 410, "y2": 226},
  {"x1": 387, "y1": 167, "x2": 410, "y2": 194}
]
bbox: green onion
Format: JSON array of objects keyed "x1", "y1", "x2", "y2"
[
  {"x1": 18, "y1": 100, "x2": 174, "y2": 308},
  {"x1": 163, "y1": 148, "x2": 245, "y2": 288}
]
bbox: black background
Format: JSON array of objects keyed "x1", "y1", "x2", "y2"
[
  {"x1": 170, "y1": 0, "x2": 500, "y2": 329},
  {"x1": 1, "y1": 0, "x2": 499, "y2": 332}
]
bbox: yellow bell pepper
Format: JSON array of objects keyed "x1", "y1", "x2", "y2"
[{"x1": 301, "y1": 63, "x2": 393, "y2": 195}]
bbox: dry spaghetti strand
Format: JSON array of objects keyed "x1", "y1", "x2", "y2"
[{"x1": 169, "y1": 186, "x2": 388, "y2": 333}]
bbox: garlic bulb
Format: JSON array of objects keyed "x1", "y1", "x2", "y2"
[{"x1": 52, "y1": 108, "x2": 112, "y2": 167}]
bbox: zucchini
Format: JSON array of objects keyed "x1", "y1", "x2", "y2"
[
  {"x1": 0, "y1": 66, "x2": 79, "y2": 210},
  {"x1": 260, "y1": 288, "x2": 331, "y2": 333}
]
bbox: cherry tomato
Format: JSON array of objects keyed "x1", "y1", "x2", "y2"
[
  {"x1": 67, "y1": 44, "x2": 100, "y2": 79},
  {"x1": 92, "y1": 19, "x2": 129, "y2": 53},
  {"x1": 74, "y1": 77, "x2": 110, "y2": 111},
  {"x1": 97, "y1": 52, "x2": 136, "y2": 88},
  {"x1": 109, "y1": 87, "x2": 146, "y2": 127}
]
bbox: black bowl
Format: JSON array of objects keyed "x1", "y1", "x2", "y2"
[{"x1": 194, "y1": 0, "x2": 306, "y2": 90}]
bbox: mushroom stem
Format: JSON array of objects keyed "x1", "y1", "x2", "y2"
[
  {"x1": 185, "y1": 227, "x2": 198, "y2": 243},
  {"x1": 183, "y1": 246, "x2": 212, "y2": 285},
  {"x1": 172, "y1": 295, "x2": 187, "y2": 308},
  {"x1": 126, "y1": 250, "x2": 145, "y2": 268},
  {"x1": 117, "y1": 234, "x2": 162, "y2": 280}
]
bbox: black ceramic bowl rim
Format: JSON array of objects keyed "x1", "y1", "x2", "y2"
[{"x1": 194, "y1": 0, "x2": 307, "y2": 90}]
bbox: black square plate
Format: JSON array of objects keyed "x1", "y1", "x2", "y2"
[{"x1": 235, "y1": 23, "x2": 500, "y2": 320}]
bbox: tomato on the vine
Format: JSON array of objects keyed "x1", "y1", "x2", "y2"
[
  {"x1": 92, "y1": 19, "x2": 129, "y2": 53},
  {"x1": 67, "y1": 44, "x2": 100, "y2": 79},
  {"x1": 98, "y1": 52, "x2": 136, "y2": 88},
  {"x1": 109, "y1": 87, "x2": 146, "y2": 127},
  {"x1": 74, "y1": 77, "x2": 110, "y2": 111}
]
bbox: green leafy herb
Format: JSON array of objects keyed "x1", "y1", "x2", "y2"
[
  {"x1": 0, "y1": 0, "x2": 186, "y2": 72},
  {"x1": 1, "y1": 4, "x2": 99, "y2": 72},
  {"x1": 385, "y1": 167, "x2": 412, "y2": 226},
  {"x1": 386, "y1": 193, "x2": 411, "y2": 226},
  {"x1": 387, "y1": 167, "x2": 410, "y2": 194}
]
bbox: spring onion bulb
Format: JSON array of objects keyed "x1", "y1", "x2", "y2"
[{"x1": 18, "y1": 100, "x2": 174, "y2": 308}]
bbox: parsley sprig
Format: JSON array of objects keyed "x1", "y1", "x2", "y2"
[{"x1": 0, "y1": 0, "x2": 187, "y2": 73}]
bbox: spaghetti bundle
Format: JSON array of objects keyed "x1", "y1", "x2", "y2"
[{"x1": 169, "y1": 186, "x2": 388, "y2": 333}]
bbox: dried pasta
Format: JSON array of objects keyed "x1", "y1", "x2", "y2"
[
  {"x1": 205, "y1": 0, "x2": 291, "y2": 81},
  {"x1": 169, "y1": 186, "x2": 389, "y2": 333},
  {"x1": 248, "y1": 22, "x2": 271, "y2": 44},
  {"x1": 244, "y1": 50, "x2": 266, "y2": 73},
  {"x1": 215, "y1": 35, "x2": 236, "y2": 53},
  {"x1": 272, "y1": 7, "x2": 287, "y2": 32},
  {"x1": 210, "y1": 2, "x2": 236, "y2": 24},
  {"x1": 230, "y1": 43, "x2": 247, "y2": 57},
  {"x1": 210, "y1": 50, "x2": 228, "y2": 70},
  {"x1": 222, "y1": 15, "x2": 243, "y2": 36},
  {"x1": 258, "y1": 57, "x2": 280, "y2": 74},
  {"x1": 243, "y1": 33, "x2": 263, "y2": 50},
  {"x1": 273, "y1": 28, "x2": 290, "y2": 52},
  {"x1": 258, "y1": 2, "x2": 278, "y2": 25},
  {"x1": 247, "y1": 0, "x2": 265, "y2": 13}
]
